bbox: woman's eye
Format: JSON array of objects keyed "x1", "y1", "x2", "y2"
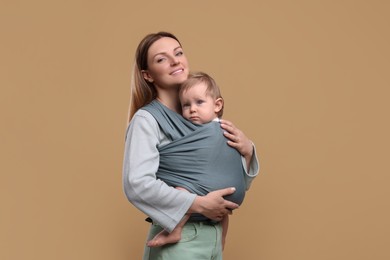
[
  {"x1": 175, "y1": 51, "x2": 183, "y2": 56},
  {"x1": 156, "y1": 57, "x2": 165, "y2": 63}
]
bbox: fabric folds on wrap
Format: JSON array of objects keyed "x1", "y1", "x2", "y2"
[{"x1": 142, "y1": 100, "x2": 246, "y2": 209}]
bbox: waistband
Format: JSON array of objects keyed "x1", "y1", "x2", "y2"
[
  {"x1": 145, "y1": 216, "x2": 220, "y2": 226},
  {"x1": 187, "y1": 219, "x2": 220, "y2": 225}
]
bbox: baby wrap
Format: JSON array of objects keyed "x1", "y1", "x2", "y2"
[{"x1": 142, "y1": 100, "x2": 246, "y2": 210}]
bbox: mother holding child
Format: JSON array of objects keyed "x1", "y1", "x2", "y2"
[{"x1": 123, "y1": 32, "x2": 259, "y2": 260}]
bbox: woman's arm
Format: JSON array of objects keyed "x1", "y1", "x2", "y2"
[
  {"x1": 188, "y1": 188, "x2": 239, "y2": 221},
  {"x1": 219, "y1": 119, "x2": 254, "y2": 165},
  {"x1": 219, "y1": 119, "x2": 260, "y2": 189},
  {"x1": 123, "y1": 111, "x2": 196, "y2": 232},
  {"x1": 123, "y1": 111, "x2": 239, "y2": 232}
]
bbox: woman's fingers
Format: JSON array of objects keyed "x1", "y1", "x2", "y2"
[
  {"x1": 219, "y1": 119, "x2": 236, "y2": 136},
  {"x1": 220, "y1": 119, "x2": 253, "y2": 158},
  {"x1": 214, "y1": 188, "x2": 239, "y2": 214},
  {"x1": 217, "y1": 187, "x2": 236, "y2": 196},
  {"x1": 215, "y1": 188, "x2": 239, "y2": 210},
  {"x1": 219, "y1": 119, "x2": 233, "y2": 127},
  {"x1": 197, "y1": 188, "x2": 239, "y2": 220},
  {"x1": 220, "y1": 120, "x2": 241, "y2": 148},
  {"x1": 220, "y1": 119, "x2": 244, "y2": 145}
]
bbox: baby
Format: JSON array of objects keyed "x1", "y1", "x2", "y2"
[{"x1": 147, "y1": 72, "x2": 244, "y2": 249}]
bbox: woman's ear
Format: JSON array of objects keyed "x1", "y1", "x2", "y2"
[
  {"x1": 214, "y1": 98, "x2": 224, "y2": 113},
  {"x1": 142, "y1": 70, "x2": 154, "y2": 83}
]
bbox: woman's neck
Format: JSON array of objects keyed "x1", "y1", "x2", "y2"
[{"x1": 156, "y1": 90, "x2": 181, "y2": 113}]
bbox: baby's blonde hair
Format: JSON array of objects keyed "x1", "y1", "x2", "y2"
[{"x1": 179, "y1": 72, "x2": 224, "y2": 117}]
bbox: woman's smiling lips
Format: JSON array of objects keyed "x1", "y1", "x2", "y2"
[{"x1": 170, "y1": 68, "x2": 184, "y2": 75}]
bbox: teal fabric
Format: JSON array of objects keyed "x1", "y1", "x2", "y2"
[{"x1": 142, "y1": 100, "x2": 246, "y2": 206}]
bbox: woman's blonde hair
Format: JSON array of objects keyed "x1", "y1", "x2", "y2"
[{"x1": 127, "y1": 32, "x2": 181, "y2": 122}]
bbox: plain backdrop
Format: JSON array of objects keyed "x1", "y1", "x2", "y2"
[{"x1": 1, "y1": 1, "x2": 389, "y2": 259}]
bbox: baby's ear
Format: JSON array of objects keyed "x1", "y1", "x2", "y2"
[{"x1": 214, "y1": 98, "x2": 224, "y2": 113}]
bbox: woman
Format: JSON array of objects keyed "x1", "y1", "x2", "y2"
[{"x1": 123, "y1": 32, "x2": 259, "y2": 259}]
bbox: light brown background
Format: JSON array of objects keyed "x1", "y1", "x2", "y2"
[{"x1": 1, "y1": 1, "x2": 389, "y2": 259}]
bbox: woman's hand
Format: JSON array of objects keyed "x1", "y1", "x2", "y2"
[
  {"x1": 220, "y1": 119, "x2": 254, "y2": 164},
  {"x1": 189, "y1": 188, "x2": 239, "y2": 221}
]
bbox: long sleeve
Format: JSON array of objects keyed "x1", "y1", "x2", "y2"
[
  {"x1": 242, "y1": 144, "x2": 260, "y2": 190},
  {"x1": 122, "y1": 110, "x2": 196, "y2": 232}
]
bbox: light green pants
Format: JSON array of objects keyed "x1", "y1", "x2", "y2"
[{"x1": 143, "y1": 221, "x2": 223, "y2": 260}]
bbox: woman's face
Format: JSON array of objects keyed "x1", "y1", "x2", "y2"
[{"x1": 143, "y1": 37, "x2": 189, "y2": 89}]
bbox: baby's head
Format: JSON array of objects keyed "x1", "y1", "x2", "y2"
[{"x1": 179, "y1": 72, "x2": 224, "y2": 124}]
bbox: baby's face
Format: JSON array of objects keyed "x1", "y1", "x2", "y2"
[{"x1": 180, "y1": 83, "x2": 218, "y2": 124}]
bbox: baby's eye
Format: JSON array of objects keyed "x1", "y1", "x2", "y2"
[
  {"x1": 182, "y1": 103, "x2": 190, "y2": 108},
  {"x1": 196, "y1": 100, "x2": 205, "y2": 105}
]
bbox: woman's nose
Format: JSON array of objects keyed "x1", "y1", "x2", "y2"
[{"x1": 170, "y1": 57, "x2": 180, "y2": 66}]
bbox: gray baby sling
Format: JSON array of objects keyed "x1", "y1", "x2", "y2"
[{"x1": 142, "y1": 100, "x2": 246, "y2": 208}]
